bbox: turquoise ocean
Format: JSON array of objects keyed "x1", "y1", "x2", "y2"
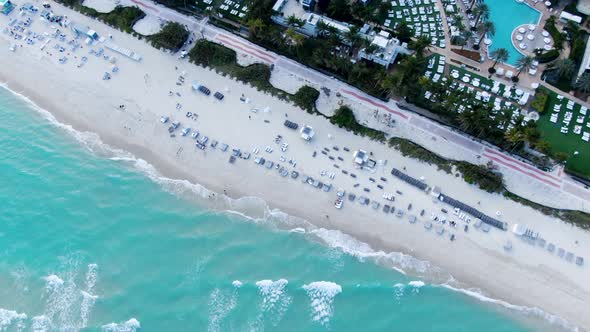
[{"x1": 0, "y1": 86, "x2": 568, "y2": 331}]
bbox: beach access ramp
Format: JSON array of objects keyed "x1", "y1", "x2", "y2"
[{"x1": 103, "y1": 42, "x2": 142, "y2": 62}]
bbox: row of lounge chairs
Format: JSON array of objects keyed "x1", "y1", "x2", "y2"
[
  {"x1": 390, "y1": 168, "x2": 428, "y2": 191},
  {"x1": 438, "y1": 194, "x2": 507, "y2": 230}
]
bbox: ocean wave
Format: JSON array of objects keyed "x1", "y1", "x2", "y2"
[
  {"x1": 207, "y1": 285, "x2": 239, "y2": 332},
  {"x1": 31, "y1": 315, "x2": 51, "y2": 332},
  {"x1": 302, "y1": 281, "x2": 342, "y2": 327},
  {"x1": 232, "y1": 280, "x2": 243, "y2": 288},
  {"x1": 42, "y1": 275, "x2": 64, "y2": 290},
  {"x1": 85, "y1": 263, "x2": 99, "y2": 293},
  {"x1": 101, "y1": 318, "x2": 141, "y2": 332},
  {"x1": 1, "y1": 83, "x2": 579, "y2": 332},
  {"x1": 0, "y1": 308, "x2": 27, "y2": 331},
  {"x1": 439, "y1": 284, "x2": 579, "y2": 332},
  {"x1": 1, "y1": 82, "x2": 440, "y2": 280},
  {"x1": 309, "y1": 228, "x2": 445, "y2": 279},
  {"x1": 251, "y1": 279, "x2": 291, "y2": 330},
  {"x1": 407, "y1": 280, "x2": 425, "y2": 288}
]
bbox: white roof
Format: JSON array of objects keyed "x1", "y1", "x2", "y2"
[
  {"x1": 371, "y1": 35, "x2": 389, "y2": 49},
  {"x1": 272, "y1": 0, "x2": 286, "y2": 12},
  {"x1": 560, "y1": 11, "x2": 582, "y2": 24},
  {"x1": 378, "y1": 30, "x2": 390, "y2": 38}
]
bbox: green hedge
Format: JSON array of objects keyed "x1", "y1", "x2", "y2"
[
  {"x1": 80, "y1": 6, "x2": 145, "y2": 33},
  {"x1": 455, "y1": 162, "x2": 504, "y2": 193},
  {"x1": 330, "y1": 106, "x2": 386, "y2": 142},
  {"x1": 292, "y1": 86, "x2": 320, "y2": 114},
  {"x1": 388, "y1": 137, "x2": 452, "y2": 173},
  {"x1": 536, "y1": 49, "x2": 560, "y2": 64},
  {"x1": 530, "y1": 91, "x2": 549, "y2": 114},
  {"x1": 148, "y1": 22, "x2": 189, "y2": 51}
]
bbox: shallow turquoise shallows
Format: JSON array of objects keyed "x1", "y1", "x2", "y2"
[
  {"x1": 0, "y1": 86, "x2": 556, "y2": 331},
  {"x1": 485, "y1": 0, "x2": 541, "y2": 65}
]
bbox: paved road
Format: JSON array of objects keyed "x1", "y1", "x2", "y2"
[{"x1": 129, "y1": 0, "x2": 590, "y2": 206}]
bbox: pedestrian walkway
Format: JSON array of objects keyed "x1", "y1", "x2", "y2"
[{"x1": 131, "y1": 0, "x2": 590, "y2": 209}]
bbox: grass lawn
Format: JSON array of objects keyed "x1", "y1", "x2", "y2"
[{"x1": 536, "y1": 86, "x2": 590, "y2": 178}]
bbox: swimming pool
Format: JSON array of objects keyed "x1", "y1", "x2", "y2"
[{"x1": 485, "y1": 0, "x2": 541, "y2": 65}]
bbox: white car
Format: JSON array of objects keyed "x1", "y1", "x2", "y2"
[{"x1": 334, "y1": 198, "x2": 343, "y2": 209}]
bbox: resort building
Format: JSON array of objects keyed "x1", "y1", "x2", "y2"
[
  {"x1": 0, "y1": 0, "x2": 14, "y2": 15},
  {"x1": 559, "y1": 11, "x2": 583, "y2": 25},
  {"x1": 301, "y1": 0, "x2": 314, "y2": 11},
  {"x1": 577, "y1": 37, "x2": 590, "y2": 78},
  {"x1": 271, "y1": 0, "x2": 351, "y2": 37},
  {"x1": 357, "y1": 30, "x2": 410, "y2": 68}
]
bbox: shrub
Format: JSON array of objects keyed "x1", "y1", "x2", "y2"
[
  {"x1": 536, "y1": 49, "x2": 560, "y2": 63},
  {"x1": 530, "y1": 91, "x2": 549, "y2": 113},
  {"x1": 330, "y1": 106, "x2": 386, "y2": 142},
  {"x1": 291, "y1": 86, "x2": 320, "y2": 114},
  {"x1": 148, "y1": 22, "x2": 189, "y2": 51},
  {"x1": 189, "y1": 39, "x2": 237, "y2": 67},
  {"x1": 86, "y1": 6, "x2": 146, "y2": 33},
  {"x1": 454, "y1": 161, "x2": 504, "y2": 193},
  {"x1": 388, "y1": 138, "x2": 452, "y2": 173}
]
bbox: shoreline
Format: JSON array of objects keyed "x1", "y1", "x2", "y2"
[
  {"x1": 0, "y1": 81, "x2": 578, "y2": 332},
  {"x1": 1, "y1": 2, "x2": 590, "y2": 330}
]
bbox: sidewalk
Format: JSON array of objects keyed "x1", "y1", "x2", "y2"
[{"x1": 133, "y1": 0, "x2": 590, "y2": 211}]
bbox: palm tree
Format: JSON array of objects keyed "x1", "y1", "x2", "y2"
[
  {"x1": 345, "y1": 25, "x2": 362, "y2": 51},
  {"x1": 515, "y1": 55, "x2": 534, "y2": 78},
  {"x1": 461, "y1": 30, "x2": 473, "y2": 50},
  {"x1": 468, "y1": 0, "x2": 479, "y2": 12},
  {"x1": 575, "y1": 72, "x2": 590, "y2": 93},
  {"x1": 551, "y1": 59, "x2": 576, "y2": 79},
  {"x1": 476, "y1": 21, "x2": 495, "y2": 46},
  {"x1": 316, "y1": 20, "x2": 330, "y2": 37},
  {"x1": 246, "y1": 18, "x2": 266, "y2": 39},
  {"x1": 409, "y1": 35, "x2": 431, "y2": 58},
  {"x1": 285, "y1": 28, "x2": 304, "y2": 50},
  {"x1": 473, "y1": 3, "x2": 489, "y2": 27},
  {"x1": 286, "y1": 15, "x2": 302, "y2": 27},
  {"x1": 504, "y1": 127, "x2": 525, "y2": 152},
  {"x1": 490, "y1": 48, "x2": 509, "y2": 69}
]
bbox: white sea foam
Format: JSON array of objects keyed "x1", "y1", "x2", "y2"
[
  {"x1": 207, "y1": 286, "x2": 239, "y2": 332},
  {"x1": 1, "y1": 83, "x2": 579, "y2": 332},
  {"x1": 288, "y1": 227, "x2": 306, "y2": 234},
  {"x1": 408, "y1": 280, "x2": 425, "y2": 288},
  {"x1": 80, "y1": 263, "x2": 99, "y2": 329},
  {"x1": 85, "y1": 263, "x2": 99, "y2": 293},
  {"x1": 251, "y1": 279, "x2": 291, "y2": 329},
  {"x1": 101, "y1": 318, "x2": 141, "y2": 332},
  {"x1": 309, "y1": 228, "x2": 443, "y2": 277},
  {"x1": 440, "y1": 284, "x2": 579, "y2": 332},
  {"x1": 31, "y1": 315, "x2": 51, "y2": 332},
  {"x1": 302, "y1": 281, "x2": 342, "y2": 327},
  {"x1": 42, "y1": 275, "x2": 64, "y2": 289},
  {"x1": 80, "y1": 291, "x2": 98, "y2": 329},
  {"x1": 393, "y1": 283, "x2": 405, "y2": 302},
  {"x1": 0, "y1": 308, "x2": 27, "y2": 331},
  {"x1": 232, "y1": 280, "x2": 243, "y2": 288}
]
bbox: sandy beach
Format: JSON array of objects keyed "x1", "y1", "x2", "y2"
[{"x1": 1, "y1": 2, "x2": 590, "y2": 330}]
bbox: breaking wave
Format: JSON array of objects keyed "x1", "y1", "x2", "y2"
[{"x1": 302, "y1": 281, "x2": 342, "y2": 327}]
